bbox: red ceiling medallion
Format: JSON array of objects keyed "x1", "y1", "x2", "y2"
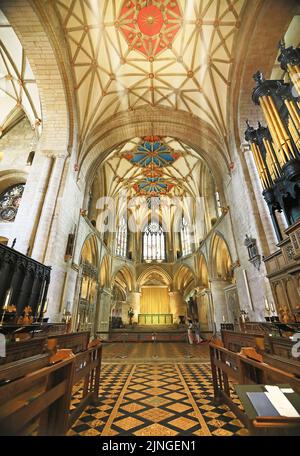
[
  {"x1": 137, "y1": 5, "x2": 163, "y2": 36},
  {"x1": 118, "y1": 0, "x2": 182, "y2": 57}
]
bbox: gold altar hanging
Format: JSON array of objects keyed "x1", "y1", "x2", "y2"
[{"x1": 140, "y1": 286, "x2": 170, "y2": 315}]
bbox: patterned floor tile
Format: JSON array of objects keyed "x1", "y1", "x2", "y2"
[
  {"x1": 114, "y1": 417, "x2": 144, "y2": 431},
  {"x1": 69, "y1": 361, "x2": 249, "y2": 437},
  {"x1": 168, "y1": 417, "x2": 199, "y2": 430},
  {"x1": 137, "y1": 408, "x2": 174, "y2": 422},
  {"x1": 134, "y1": 423, "x2": 178, "y2": 436}
]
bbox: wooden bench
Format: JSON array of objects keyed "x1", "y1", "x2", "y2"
[
  {"x1": 0, "y1": 356, "x2": 74, "y2": 435},
  {"x1": 221, "y1": 329, "x2": 265, "y2": 353},
  {"x1": 209, "y1": 342, "x2": 300, "y2": 435},
  {"x1": 0, "y1": 338, "x2": 46, "y2": 366},
  {"x1": 264, "y1": 335, "x2": 297, "y2": 359},
  {"x1": 0, "y1": 341, "x2": 102, "y2": 436},
  {"x1": 0, "y1": 331, "x2": 90, "y2": 366},
  {"x1": 67, "y1": 344, "x2": 102, "y2": 429},
  {"x1": 48, "y1": 331, "x2": 90, "y2": 354}
]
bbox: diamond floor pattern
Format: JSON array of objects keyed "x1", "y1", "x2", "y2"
[{"x1": 69, "y1": 363, "x2": 249, "y2": 436}]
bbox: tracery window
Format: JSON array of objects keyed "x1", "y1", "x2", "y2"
[
  {"x1": 0, "y1": 183, "x2": 25, "y2": 223},
  {"x1": 143, "y1": 222, "x2": 165, "y2": 262},
  {"x1": 115, "y1": 216, "x2": 127, "y2": 258},
  {"x1": 180, "y1": 217, "x2": 192, "y2": 257}
]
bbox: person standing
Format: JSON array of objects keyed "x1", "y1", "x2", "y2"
[
  {"x1": 187, "y1": 318, "x2": 194, "y2": 344},
  {"x1": 193, "y1": 319, "x2": 203, "y2": 344}
]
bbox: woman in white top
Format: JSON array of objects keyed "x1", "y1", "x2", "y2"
[{"x1": 187, "y1": 319, "x2": 194, "y2": 344}]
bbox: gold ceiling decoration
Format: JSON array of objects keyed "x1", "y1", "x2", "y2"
[{"x1": 54, "y1": 0, "x2": 245, "y2": 147}]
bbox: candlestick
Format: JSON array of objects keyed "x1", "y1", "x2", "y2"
[
  {"x1": 3, "y1": 288, "x2": 12, "y2": 310},
  {"x1": 270, "y1": 301, "x2": 276, "y2": 314},
  {"x1": 37, "y1": 279, "x2": 46, "y2": 320},
  {"x1": 43, "y1": 298, "x2": 48, "y2": 315},
  {"x1": 264, "y1": 297, "x2": 270, "y2": 312},
  {"x1": 1, "y1": 288, "x2": 12, "y2": 325}
]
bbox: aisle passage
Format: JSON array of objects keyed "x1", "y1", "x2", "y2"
[
  {"x1": 69, "y1": 363, "x2": 248, "y2": 437},
  {"x1": 102, "y1": 341, "x2": 211, "y2": 363}
]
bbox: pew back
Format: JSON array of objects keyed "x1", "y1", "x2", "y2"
[
  {"x1": 209, "y1": 343, "x2": 300, "y2": 435},
  {"x1": 0, "y1": 343, "x2": 102, "y2": 436},
  {"x1": 0, "y1": 357, "x2": 74, "y2": 435}
]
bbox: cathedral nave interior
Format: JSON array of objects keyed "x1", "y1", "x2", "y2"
[{"x1": 0, "y1": 0, "x2": 300, "y2": 439}]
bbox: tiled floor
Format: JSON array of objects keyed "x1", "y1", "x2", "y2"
[
  {"x1": 69, "y1": 360, "x2": 249, "y2": 436},
  {"x1": 102, "y1": 341, "x2": 211, "y2": 363}
]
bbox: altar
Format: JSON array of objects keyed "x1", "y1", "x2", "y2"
[
  {"x1": 138, "y1": 314, "x2": 173, "y2": 325},
  {"x1": 139, "y1": 286, "x2": 172, "y2": 325}
]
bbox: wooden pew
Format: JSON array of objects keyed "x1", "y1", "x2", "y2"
[
  {"x1": 264, "y1": 335, "x2": 296, "y2": 359},
  {"x1": 0, "y1": 354, "x2": 49, "y2": 384},
  {"x1": 221, "y1": 329, "x2": 300, "y2": 376},
  {"x1": 209, "y1": 343, "x2": 300, "y2": 435},
  {"x1": 48, "y1": 331, "x2": 90, "y2": 354},
  {"x1": 0, "y1": 338, "x2": 46, "y2": 366},
  {"x1": 0, "y1": 356, "x2": 74, "y2": 435},
  {"x1": 0, "y1": 341, "x2": 102, "y2": 435},
  {"x1": 67, "y1": 343, "x2": 102, "y2": 429},
  {"x1": 221, "y1": 329, "x2": 265, "y2": 353},
  {"x1": 0, "y1": 331, "x2": 90, "y2": 366}
]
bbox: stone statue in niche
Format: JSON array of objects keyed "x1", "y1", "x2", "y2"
[{"x1": 244, "y1": 234, "x2": 261, "y2": 270}]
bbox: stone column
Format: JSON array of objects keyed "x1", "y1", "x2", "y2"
[
  {"x1": 96, "y1": 288, "x2": 112, "y2": 340},
  {"x1": 127, "y1": 291, "x2": 141, "y2": 324},
  {"x1": 31, "y1": 154, "x2": 66, "y2": 263},
  {"x1": 195, "y1": 288, "x2": 214, "y2": 332},
  {"x1": 169, "y1": 290, "x2": 187, "y2": 323},
  {"x1": 12, "y1": 152, "x2": 53, "y2": 254},
  {"x1": 210, "y1": 279, "x2": 230, "y2": 331}
]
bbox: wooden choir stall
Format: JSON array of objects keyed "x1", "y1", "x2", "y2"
[
  {"x1": 0, "y1": 245, "x2": 103, "y2": 436},
  {"x1": 210, "y1": 320, "x2": 300, "y2": 435}
]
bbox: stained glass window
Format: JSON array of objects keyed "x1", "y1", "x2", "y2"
[
  {"x1": 0, "y1": 183, "x2": 25, "y2": 223},
  {"x1": 115, "y1": 216, "x2": 127, "y2": 258},
  {"x1": 143, "y1": 222, "x2": 165, "y2": 261},
  {"x1": 180, "y1": 217, "x2": 192, "y2": 257}
]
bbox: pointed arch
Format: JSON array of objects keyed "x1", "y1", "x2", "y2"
[
  {"x1": 137, "y1": 266, "x2": 172, "y2": 289},
  {"x1": 80, "y1": 234, "x2": 98, "y2": 267},
  {"x1": 112, "y1": 265, "x2": 134, "y2": 294},
  {"x1": 99, "y1": 254, "x2": 111, "y2": 288},
  {"x1": 174, "y1": 264, "x2": 196, "y2": 296},
  {"x1": 209, "y1": 232, "x2": 233, "y2": 281},
  {"x1": 197, "y1": 253, "x2": 209, "y2": 288}
]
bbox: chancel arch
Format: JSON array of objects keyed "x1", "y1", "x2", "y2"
[{"x1": 136, "y1": 266, "x2": 173, "y2": 325}]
